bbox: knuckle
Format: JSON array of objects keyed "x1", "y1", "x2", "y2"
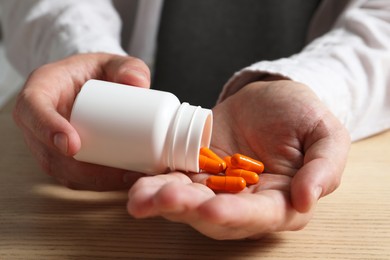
[
  {"x1": 40, "y1": 158, "x2": 52, "y2": 177},
  {"x1": 128, "y1": 56, "x2": 147, "y2": 67},
  {"x1": 126, "y1": 58, "x2": 150, "y2": 75},
  {"x1": 22, "y1": 133, "x2": 53, "y2": 177},
  {"x1": 37, "y1": 149, "x2": 53, "y2": 177}
]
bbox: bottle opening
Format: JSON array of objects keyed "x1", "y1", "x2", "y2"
[{"x1": 201, "y1": 113, "x2": 213, "y2": 148}]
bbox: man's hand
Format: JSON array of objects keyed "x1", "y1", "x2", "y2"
[
  {"x1": 127, "y1": 80, "x2": 351, "y2": 239},
  {"x1": 13, "y1": 53, "x2": 151, "y2": 190}
]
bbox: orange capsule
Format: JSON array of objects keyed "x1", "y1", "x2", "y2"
[
  {"x1": 230, "y1": 153, "x2": 264, "y2": 174},
  {"x1": 199, "y1": 155, "x2": 224, "y2": 174},
  {"x1": 206, "y1": 176, "x2": 246, "y2": 193},
  {"x1": 223, "y1": 156, "x2": 232, "y2": 168},
  {"x1": 200, "y1": 147, "x2": 226, "y2": 171},
  {"x1": 225, "y1": 167, "x2": 259, "y2": 185}
]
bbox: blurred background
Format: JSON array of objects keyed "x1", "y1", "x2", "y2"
[{"x1": 0, "y1": 10, "x2": 23, "y2": 109}]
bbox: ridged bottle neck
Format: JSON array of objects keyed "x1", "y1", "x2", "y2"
[{"x1": 167, "y1": 102, "x2": 213, "y2": 173}]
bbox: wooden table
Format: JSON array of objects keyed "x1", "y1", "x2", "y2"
[{"x1": 1, "y1": 98, "x2": 390, "y2": 259}]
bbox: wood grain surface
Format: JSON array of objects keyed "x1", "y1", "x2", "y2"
[{"x1": 1, "y1": 99, "x2": 390, "y2": 259}]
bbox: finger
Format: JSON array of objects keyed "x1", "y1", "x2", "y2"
[
  {"x1": 193, "y1": 191, "x2": 311, "y2": 240},
  {"x1": 53, "y1": 160, "x2": 145, "y2": 191},
  {"x1": 127, "y1": 173, "x2": 194, "y2": 217},
  {"x1": 22, "y1": 126, "x2": 143, "y2": 190},
  {"x1": 14, "y1": 53, "x2": 151, "y2": 156},
  {"x1": 56, "y1": 160, "x2": 145, "y2": 191},
  {"x1": 129, "y1": 174, "x2": 311, "y2": 240},
  {"x1": 152, "y1": 182, "x2": 214, "y2": 221},
  {"x1": 103, "y1": 56, "x2": 151, "y2": 87},
  {"x1": 291, "y1": 119, "x2": 351, "y2": 213},
  {"x1": 20, "y1": 126, "x2": 52, "y2": 175},
  {"x1": 14, "y1": 86, "x2": 81, "y2": 156}
]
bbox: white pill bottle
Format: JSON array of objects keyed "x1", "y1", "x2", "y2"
[{"x1": 70, "y1": 79, "x2": 212, "y2": 175}]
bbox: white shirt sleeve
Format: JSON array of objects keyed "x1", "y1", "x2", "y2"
[
  {"x1": 127, "y1": 0, "x2": 163, "y2": 69},
  {"x1": 0, "y1": 0, "x2": 127, "y2": 77},
  {"x1": 218, "y1": 0, "x2": 390, "y2": 141}
]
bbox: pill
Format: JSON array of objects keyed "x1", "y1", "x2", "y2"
[
  {"x1": 230, "y1": 153, "x2": 264, "y2": 174},
  {"x1": 206, "y1": 176, "x2": 246, "y2": 193},
  {"x1": 225, "y1": 167, "x2": 259, "y2": 185},
  {"x1": 200, "y1": 147, "x2": 226, "y2": 171},
  {"x1": 199, "y1": 155, "x2": 224, "y2": 174},
  {"x1": 223, "y1": 156, "x2": 232, "y2": 168}
]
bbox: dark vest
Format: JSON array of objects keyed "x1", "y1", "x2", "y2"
[{"x1": 153, "y1": 0, "x2": 322, "y2": 108}]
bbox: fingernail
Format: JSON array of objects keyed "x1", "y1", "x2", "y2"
[
  {"x1": 54, "y1": 133, "x2": 68, "y2": 155},
  {"x1": 126, "y1": 70, "x2": 149, "y2": 86},
  {"x1": 314, "y1": 186, "x2": 323, "y2": 201}
]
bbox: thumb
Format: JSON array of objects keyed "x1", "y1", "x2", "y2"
[
  {"x1": 14, "y1": 89, "x2": 81, "y2": 156},
  {"x1": 104, "y1": 55, "x2": 151, "y2": 88},
  {"x1": 291, "y1": 126, "x2": 350, "y2": 213},
  {"x1": 290, "y1": 158, "x2": 332, "y2": 213}
]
